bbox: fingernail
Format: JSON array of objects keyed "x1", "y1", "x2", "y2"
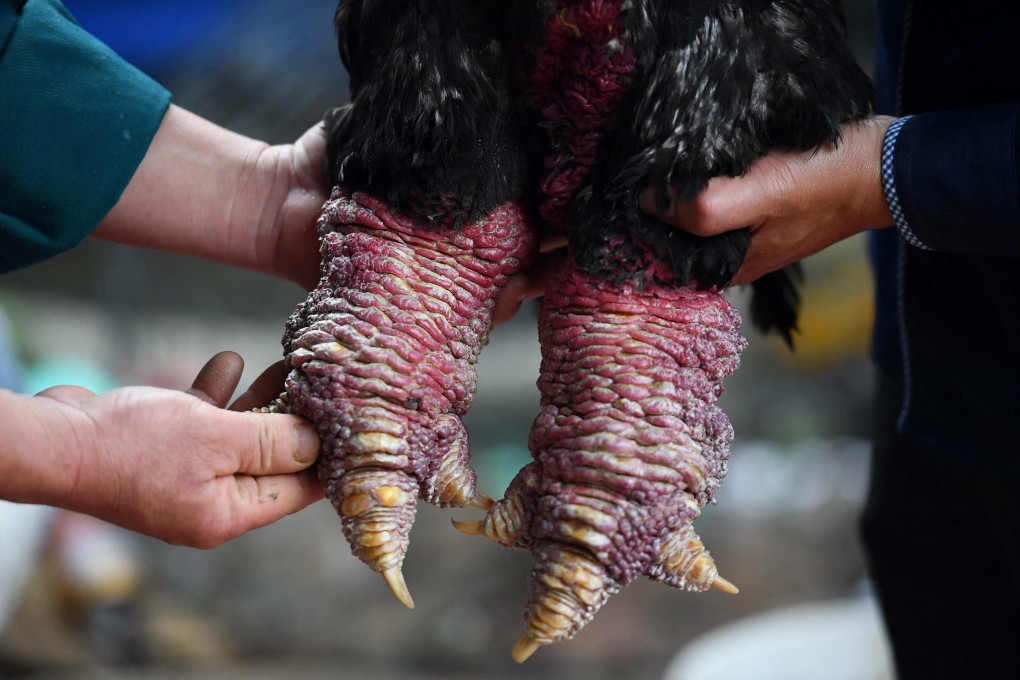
[
  {"x1": 294, "y1": 421, "x2": 320, "y2": 465},
  {"x1": 639, "y1": 186, "x2": 672, "y2": 215},
  {"x1": 638, "y1": 187, "x2": 656, "y2": 213}
]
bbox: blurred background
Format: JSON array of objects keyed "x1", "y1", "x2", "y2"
[{"x1": 0, "y1": 1, "x2": 894, "y2": 678}]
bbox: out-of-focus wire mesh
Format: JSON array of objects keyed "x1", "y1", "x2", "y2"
[{"x1": 0, "y1": 2, "x2": 894, "y2": 679}]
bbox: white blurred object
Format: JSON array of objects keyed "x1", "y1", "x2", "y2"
[
  {"x1": 0, "y1": 501, "x2": 57, "y2": 631},
  {"x1": 50, "y1": 512, "x2": 143, "y2": 608},
  {"x1": 48, "y1": 513, "x2": 147, "y2": 664},
  {"x1": 663, "y1": 595, "x2": 895, "y2": 680},
  {"x1": 716, "y1": 438, "x2": 872, "y2": 515}
]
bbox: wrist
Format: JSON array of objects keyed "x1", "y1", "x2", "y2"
[
  {"x1": 229, "y1": 143, "x2": 296, "y2": 278},
  {"x1": 240, "y1": 134, "x2": 327, "y2": 287},
  {"x1": 845, "y1": 115, "x2": 897, "y2": 234},
  {"x1": 0, "y1": 389, "x2": 95, "y2": 508}
]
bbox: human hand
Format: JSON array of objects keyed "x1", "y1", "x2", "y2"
[
  {"x1": 29, "y1": 352, "x2": 322, "y2": 548},
  {"x1": 491, "y1": 234, "x2": 568, "y2": 326},
  {"x1": 490, "y1": 117, "x2": 896, "y2": 322},
  {"x1": 245, "y1": 121, "x2": 330, "y2": 289},
  {"x1": 639, "y1": 116, "x2": 897, "y2": 285}
]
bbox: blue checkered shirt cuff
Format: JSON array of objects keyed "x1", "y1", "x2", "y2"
[{"x1": 881, "y1": 116, "x2": 931, "y2": 250}]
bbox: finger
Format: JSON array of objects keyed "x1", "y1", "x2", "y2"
[
  {"x1": 539, "y1": 232, "x2": 568, "y2": 253},
  {"x1": 640, "y1": 176, "x2": 766, "y2": 237},
  {"x1": 522, "y1": 247, "x2": 571, "y2": 299},
  {"x1": 730, "y1": 263, "x2": 758, "y2": 287},
  {"x1": 35, "y1": 384, "x2": 97, "y2": 403},
  {"x1": 227, "y1": 469, "x2": 324, "y2": 536},
  {"x1": 638, "y1": 184, "x2": 675, "y2": 218},
  {"x1": 493, "y1": 274, "x2": 530, "y2": 326},
  {"x1": 224, "y1": 411, "x2": 320, "y2": 476},
  {"x1": 492, "y1": 250, "x2": 568, "y2": 326},
  {"x1": 187, "y1": 351, "x2": 244, "y2": 407},
  {"x1": 730, "y1": 223, "x2": 800, "y2": 286},
  {"x1": 229, "y1": 360, "x2": 288, "y2": 412},
  {"x1": 522, "y1": 249, "x2": 568, "y2": 299},
  {"x1": 293, "y1": 120, "x2": 330, "y2": 193}
]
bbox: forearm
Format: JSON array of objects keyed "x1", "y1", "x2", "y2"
[{"x1": 94, "y1": 104, "x2": 286, "y2": 275}]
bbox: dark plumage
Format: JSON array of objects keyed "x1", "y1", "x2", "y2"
[
  {"x1": 559, "y1": 0, "x2": 873, "y2": 343},
  {"x1": 285, "y1": 0, "x2": 539, "y2": 608},
  {"x1": 468, "y1": 0, "x2": 874, "y2": 657},
  {"x1": 325, "y1": 0, "x2": 527, "y2": 224},
  {"x1": 302, "y1": 0, "x2": 875, "y2": 658}
]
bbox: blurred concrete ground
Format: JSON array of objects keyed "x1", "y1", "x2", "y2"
[{"x1": 0, "y1": 1, "x2": 890, "y2": 678}]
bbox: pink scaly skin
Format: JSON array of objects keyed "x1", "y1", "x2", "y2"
[
  {"x1": 282, "y1": 187, "x2": 536, "y2": 607},
  {"x1": 447, "y1": 0, "x2": 748, "y2": 661},
  {"x1": 526, "y1": 0, "x2": 635, "y2": 232},
  {"x1": 458, "y1": 260, "x2": 746, "y2": 660}
]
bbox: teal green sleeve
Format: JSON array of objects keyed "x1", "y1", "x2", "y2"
[
  {"x1": 0, "y1": 0, "x2": 172, "y2": 273},
  {"x1": 1, "y1": 3, "x2": 23, "y2": 50}
]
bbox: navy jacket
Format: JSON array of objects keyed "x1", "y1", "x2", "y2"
[{"x1": 871, "y1": 0, "x2": 1020, "y2": 473}]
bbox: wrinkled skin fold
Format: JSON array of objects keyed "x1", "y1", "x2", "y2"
[
  {"x1": 282, "y1": 0, "x2": 871, "y2": 656},
  {"x1": 282, "y1": 189, "x2": 535, "y2": 594},
  {"x1": 458, "y1": 0, "x2": 870, "y2": 657},
  {"x1": 472, "y1": 261, "x2": 745, "y2": 652}
]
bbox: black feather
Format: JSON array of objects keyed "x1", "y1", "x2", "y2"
[
  {"x1": 564, "y1": 0, "x2": 873, "y2": 341},
  {"x1": 750, "y1": 265, "x2": 804, "y2": 348},
  {"x1": 326, "y1": 0, "x2": 527, "y2": 226}
]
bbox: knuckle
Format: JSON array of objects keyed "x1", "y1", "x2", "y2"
[
  {"x1": 257, "y1": 418, "x2": 281, "y2": 472},
  {"x1": 760, "y1": 157, "x2": 802, "y2": 214},
  {"x1": 684, "y1": 194, "x2": 724, "y2": 236},
  {"x1": 185, "y1": 504, "x2": 238, "y2": 550},
  {"x1": 192, "y1": 521, "x2": 234, "y2": 550}
]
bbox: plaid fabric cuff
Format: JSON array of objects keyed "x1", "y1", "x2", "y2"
[{"x1": 881, "y1": 115, "x2": 932, "y2": 250}]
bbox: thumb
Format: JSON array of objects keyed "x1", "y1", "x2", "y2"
[
  {"x1": 199, "y1": 409, "x2": 323, "y2": 545},
  {"x1": 35, "y1": 384, "x2": 98, "y2": 403},
  {"x1": 640, "y1": 175, "x2": 768, "y2": 237},
  {"x1": 221, "y1": 411, "x2": 321, "y2": 476}
]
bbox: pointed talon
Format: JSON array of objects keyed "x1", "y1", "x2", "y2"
[
  {"x1": 451, "y1": 518, "x2": 485, "y2": 536},
  {"x1": 711, "y1": 575, "x2": 740, "y2": 594},
  {"x1": 382, "y1": 567, "x2": 415, "y2": 609},
  {"x1": 470, "y1": 494, "x2": 495, "y2": 511},
  {"x1": 512, "y1": 633, "x2": 541, "y2": 663}
]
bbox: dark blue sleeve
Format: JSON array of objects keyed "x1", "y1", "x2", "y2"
[{"x1": 891, "y1": 102, "x2": 1020, "y2": 258}]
